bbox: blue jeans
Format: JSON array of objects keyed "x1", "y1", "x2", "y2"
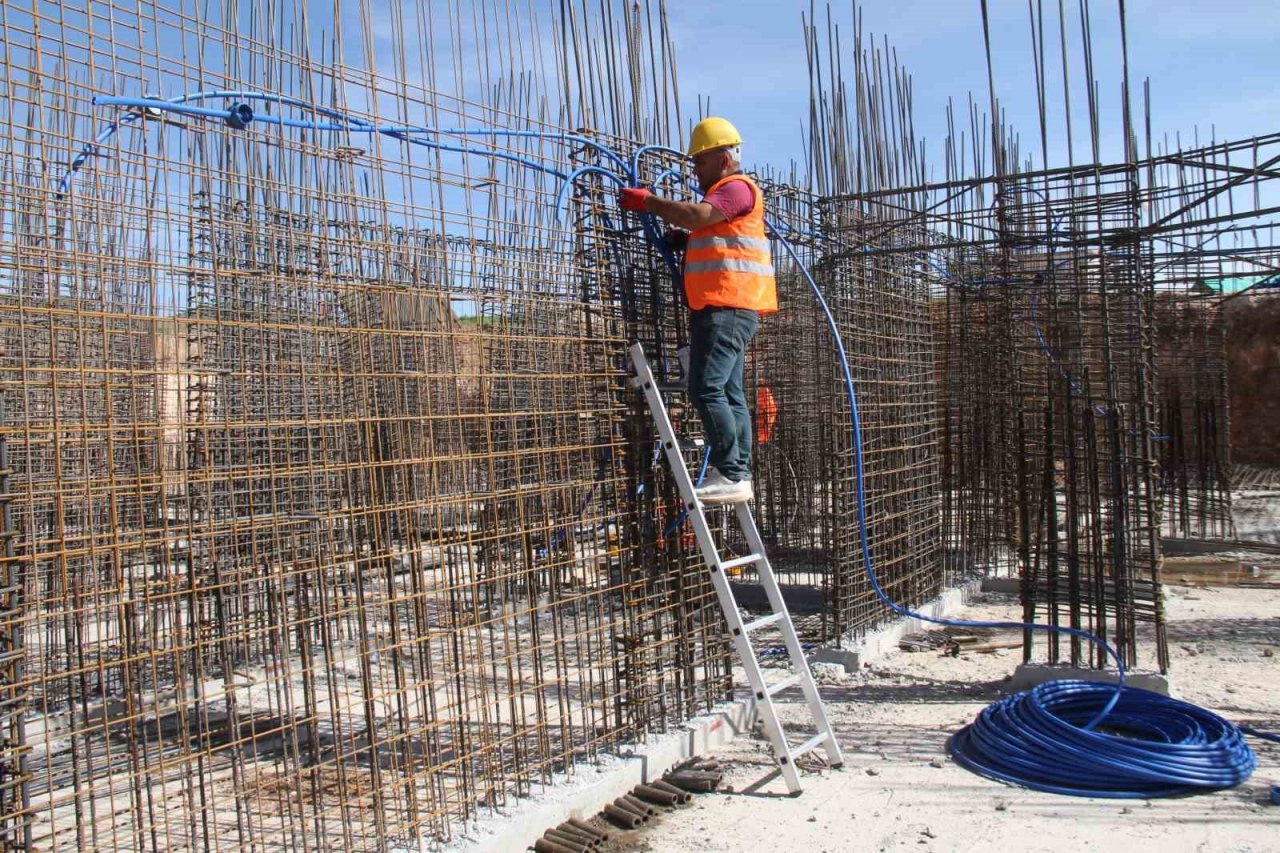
[{"x1": 689, "y1": 307, "x2": 759, "y2": 482}]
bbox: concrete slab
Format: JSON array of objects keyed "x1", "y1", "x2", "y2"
[
  {"x1": 808, "y1": 580, "x2": 981, "y2": 672},
  {"x1": 1008, "y1": 663, "x2": 1172, "y2": 696},
  {"x1": 450, "y1": 579, "x2": 982, "y2": 850},
  {"x1": 447, "y1": 697, "x2": 756, "y2": 852}
]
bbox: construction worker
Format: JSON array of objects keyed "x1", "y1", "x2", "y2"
[{"x1": 619, "y1": 117, "x2": 778, "y2": 504}]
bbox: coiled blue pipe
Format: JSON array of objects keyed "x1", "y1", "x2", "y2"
[{"x1": 949, "y1": 681, "x2": 1256, "y2": 797}]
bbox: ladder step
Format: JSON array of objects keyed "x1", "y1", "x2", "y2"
[
  {"x1": 764, "y1": 673, "x2": 802, "y2": 698},
  {"x1": 741, "y1": 611, "x2": 785, "y2": 633},
  {"x1": 786, "y1": 732, "x2": 830, "y2": 763},
  {"x1": 719, "y1": 553, "x2": 762, "y2": 572}
]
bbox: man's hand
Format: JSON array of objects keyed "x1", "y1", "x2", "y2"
[{"x1": 619, "y1": 187, "x2": 652, "y2": 212}]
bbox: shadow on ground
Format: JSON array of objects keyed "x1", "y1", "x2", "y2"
[{"x1": 1164, "y1": 616, "x2": 1280, "y2": 646}]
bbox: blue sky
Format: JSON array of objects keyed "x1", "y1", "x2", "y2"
[{"x1": 664, "y1": 0, "x2": 1280, "y2": 177}]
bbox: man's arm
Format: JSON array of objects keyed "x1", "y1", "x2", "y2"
[{"x1": 643, "y1": 195, "x2": 726, "y2": 231}]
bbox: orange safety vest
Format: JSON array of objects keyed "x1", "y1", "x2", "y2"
[{"x1": 684, "y1": 174, "x2": 778, "y2": 313}]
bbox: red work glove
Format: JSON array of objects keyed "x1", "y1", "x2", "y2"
[{"x1": 618, "y1": 187, "x2": 652, "y2": 212}]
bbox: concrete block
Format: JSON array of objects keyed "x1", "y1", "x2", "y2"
[
  {"x1": 1008, "y1": 663, "x2": 1172, "y2": 696},
  {"x1": 809, "y1": 647, "x2": 860, "y2": 672},
  {"x1": 980, "y1": 576, "x2": 1021, "y2": 595},
  {"x1": 809, "y1": 580, "x2": 980, "y2": 670}
]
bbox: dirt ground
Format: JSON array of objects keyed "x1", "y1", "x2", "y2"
[{"x1": 620, "y1": 582, "x2": 1280, "y2": 853}]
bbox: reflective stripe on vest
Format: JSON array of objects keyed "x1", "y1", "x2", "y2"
[
  {"x1": 683, "y1": 173, "x2": 779, "y2": 314},
  {"x1": 685, "y1": 257, "x2": 775, "y2": 276},
  {"x1": 687, "y1": 235, "x2": 772, "y2": 253}
]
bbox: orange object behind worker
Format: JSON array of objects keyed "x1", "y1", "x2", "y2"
[{"x1": 756, "y1": 384, "x2": 778, "y2": 444}]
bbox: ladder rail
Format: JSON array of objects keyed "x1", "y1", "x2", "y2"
[
  {"x1": 734, "y1": 503, "x2": 844, "y2": 768},
  {"x1": 631, "y1": 344, "x2": 800, "y2": 787},
  {"x1": 629, "y1": 343, "x2": 843, "y2": 793}
]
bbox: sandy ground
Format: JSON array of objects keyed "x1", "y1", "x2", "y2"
[{"x1": 619, "y1": 583, "x2": 1280, "y2": 853}]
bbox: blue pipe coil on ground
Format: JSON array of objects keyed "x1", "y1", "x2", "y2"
[{"x1": 948, "y1": 680, "x2": 1256, "y2": 798}]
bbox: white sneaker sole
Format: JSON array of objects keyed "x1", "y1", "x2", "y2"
[{"x1": 696, "y1": 485, "x2": 753, "y2": 505}]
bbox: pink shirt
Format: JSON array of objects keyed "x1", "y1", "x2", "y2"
[{"x1": 703, "y1": 177, "x2": 755, "y2": 221}]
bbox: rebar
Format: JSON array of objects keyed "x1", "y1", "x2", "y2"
[
  {"x1": 0, "y1": 0, "x2": 726, "y2": 848},
  {"x1": 0, "y1": 0, "x2": 1273, "y2": 849}
]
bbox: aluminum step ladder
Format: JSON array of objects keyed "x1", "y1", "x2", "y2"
[{"x1": 628, "y1": 342, "x2": 843, "y2": 794}]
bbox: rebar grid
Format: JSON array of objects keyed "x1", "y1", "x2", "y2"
[
  {"x1": 847, "y1": 119, "x2": 1280, "y2": 672},
  {"x1": 1143, "y1": 132, "x2": 1280, "y2": 526},
  {"x1": 1153, "y1": 296, "x2": 1232, "y2": 539},
  {"x1": 743, "y1": 9, "x2": 945, "y2": 644},
  {"x1": 734, "y1": 180, "x2": 840, "y2": 638},
  {"x1": 817, "y1": 206, "x2": 941, "y2": 639},
  {"x1": 0, "y1": 0, "x2": 734, "y2": 848},
  {"x1": 802, "y1": 0, "x2": 1275, "y2": 674},
  {"x1": 875, "y1": 160, "x2": 1168, "y2": 672}
]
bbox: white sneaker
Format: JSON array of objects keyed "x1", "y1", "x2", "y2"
[{"x1": 694, "y1": 469, "x2": 753, "y2": 504}]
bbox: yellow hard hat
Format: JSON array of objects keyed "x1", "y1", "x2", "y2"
[{"x1": 687, "y1": 116, "x2": 742, "y2": 158}]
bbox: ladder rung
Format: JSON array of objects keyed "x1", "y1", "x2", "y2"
[
  {"x1": 719, "y1": 553, "x2": 762, "y2": 572},
  {"x1": 741, "y1": 611, "x2": 785, "y2": 633},
  {"x1": 786, "y1": 732, "x2": 830, "y2": 763},
  {"x1": 763, "y1": 673, "x2": 802, "y2": 698}
]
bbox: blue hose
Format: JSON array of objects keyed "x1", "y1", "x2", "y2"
[
  {"x1": 62, "y1": 92, "x2": 641, "y2": 193},
  {"x1": 949, "y1": 681, "x2": 1255, "y2": 797}
]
